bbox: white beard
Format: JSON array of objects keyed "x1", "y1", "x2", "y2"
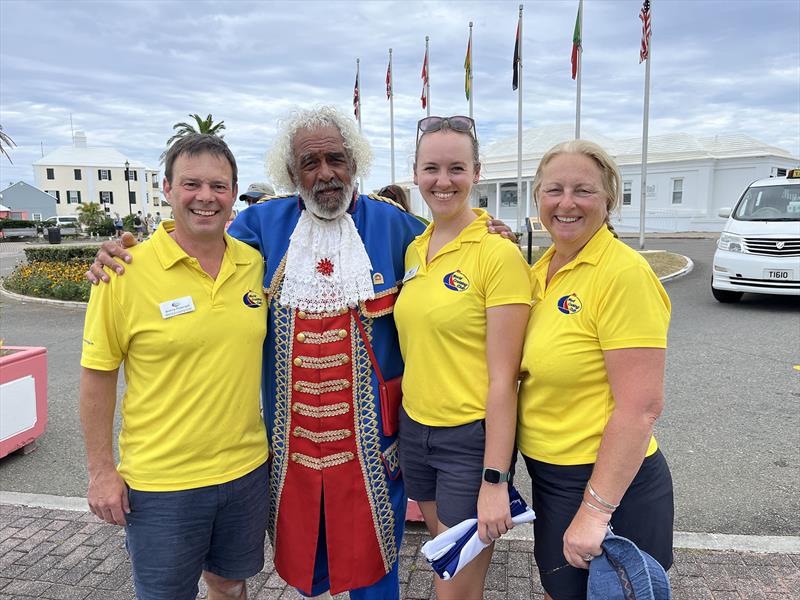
[{"x1": 300, "y1": 179, "x2": 357, "y2": 220}]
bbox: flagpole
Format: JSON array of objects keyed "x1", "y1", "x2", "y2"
[
  {"x1": 425, "y1": 36, "x2": 431, "y2": 117},
  {"x1": 389, "y1": 48, "x2": 395, "y2": 183},
  {"x1": 639, "y1": 1, "x2": 652, "y2": 250},
  {"x1": 468, "y1": 22, "x2": 474, "y2": 119},
  {"x1": 575, "y1": 0, "x2": 583, "y2": 139},
  {"x1": 356, "y1": 57, "x2": 364, "y2": 193},
  {"x1": 516, "y1": 5, "x2": 524, "y2": 233}
]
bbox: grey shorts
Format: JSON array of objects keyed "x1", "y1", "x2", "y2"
[{"x1": 398, "y1": 405, "x2": 485, "y2": 527}]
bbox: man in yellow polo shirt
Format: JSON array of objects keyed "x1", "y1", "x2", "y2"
[{"x1": 80, "y1": 134, "x2": 268, "y2": 600}]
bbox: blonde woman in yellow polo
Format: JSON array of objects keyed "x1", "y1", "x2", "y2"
[
  {"x1": 394, "y1": 116, "x2": 530, "y2": 600},
  {"x1": 518, "y1": 140, "x2": 674, "y2": 600}
]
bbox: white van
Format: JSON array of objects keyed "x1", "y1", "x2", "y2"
[
  {"x1": 711, "y1": 169, "x2": 800, "y2": 302},
  {"x1": 43, "y1": 215, "x2": 80, "y2": 228}
]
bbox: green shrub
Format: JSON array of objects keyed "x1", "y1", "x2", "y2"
[
  {"x1": 0, "y1": 219, "x2": 38, "y2": 230},
  {"x1": 24, "y1": 246, "x2": 99, "y2": 263},
  {"x1": 91, "y1": 217, "x2": 116, "y2": 237}
]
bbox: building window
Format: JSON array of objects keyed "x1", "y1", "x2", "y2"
[
  {"x1": 98, "y1": 169, "x2": 112, "y2": 180},
  {"x1": 46, "y1": 190, "x2": 60, "y2": 204},
  {"x1": 129, "y1": 191, "x2": 136, "y2": 204},
  {"x1": 46, "y1": 168, "x2": 55, "y2": 180},
  {"x1": 125, "y1": 170, "x2": 138, "y2": 182},
  {"x1": 32, "y1": 213, "x2": 43, "y2": 221},
  {"x1": 74, "y1": 169, "x2": 82, "y2": 180},
  {"x1": 500, "y1": 183, "x2": 518, "y2": 207},
  {"x1": 99, "y1": 191, "x2": 113, "y2": 204},
  {"x1": 152, "y1": 179, "x2": 159, "y2": 189},
  {"x1": 623, "y1": 181, "x2": 632, "y2": 206},
  {"x1": 67, "y1": 190, "x2": 82, "y2": 204},
  {"x1": 478, "y1": 196, "x2": 488, "y2": 208},
  {"x1": 671, "y1": 178, "x2": 683, "y2": 205}
]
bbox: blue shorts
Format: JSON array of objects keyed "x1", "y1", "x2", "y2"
[
  {"x1": 398, "y1": 405, "x2": 486, "y2": 527},
  {"x1": 125, "y1": 462, "x2": 269, "y2": 600},
  {"x1": 523, "y1": 450, "x2": 674, "y2": 600}
]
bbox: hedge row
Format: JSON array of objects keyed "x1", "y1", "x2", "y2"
[
  {"x1": 0, "y1": 219, "x2": 39, "y2": 230},
  {"x1": 24, "y1": 246, "x2": 100, "y2": 263}
]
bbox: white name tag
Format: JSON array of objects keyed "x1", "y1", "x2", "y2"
[
  {"x1": 160, "y1": 296, "x2": 195, "y2": 319},
  {"x1": 402, "y1": 265, "x2": 419, "y2": 283}
]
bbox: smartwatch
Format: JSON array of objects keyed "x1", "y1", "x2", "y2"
[{"x1": 482, "y1": 467, "x2": 511, "y2": 484}]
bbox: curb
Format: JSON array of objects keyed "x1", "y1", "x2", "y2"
[
  {"x1": 659, "y1": 254, "x2": 694, "y2": 283},
  {"x1": 2, "y1": 491, "x2": 799, "y2": 555},
  {"x1": 0, "y1": 280, "x2": 88, "y2": 308}
]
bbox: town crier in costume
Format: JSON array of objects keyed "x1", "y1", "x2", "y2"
[{"x1": 228, "y1": 106, "x2": 425, "y2": 599}]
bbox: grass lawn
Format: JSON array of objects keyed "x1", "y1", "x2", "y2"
[{"x1": 525, "y1": 246, "x2": 688, "y2": 279}]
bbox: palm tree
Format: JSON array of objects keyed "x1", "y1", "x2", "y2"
[
  {"x1": 160, "y1": 114, "x2": 226, "y2": 160},
  {"x1": 0, "y1": 124, "x2": 17, "y2": 164},
  {"x1": 75, "y1": 202, "x2": 106, "y2": 234}
]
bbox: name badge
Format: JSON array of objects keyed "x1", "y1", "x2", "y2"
[
  {"x1": 402, "y1": 265, "x2": 419, "y2": 283},
  {"x1": 160, "y1": 296, "x2": 195, "y2": 319}
]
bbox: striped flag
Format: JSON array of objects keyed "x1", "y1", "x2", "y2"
[
  {"x1": 512, "y1": 19, "x2": 521, "y2": 90},
  {"x1": 464, "y1": 35, "x2": 472, "y2": 100},
  {"x1": 421, "y1": 47, "x2": 429, "y2": 109},
  {"x1": 386, "y1": 57, "x2": 392, "y2": 99},
  {"x1": 353, "y1": 70, "x2": 360, "y2": 119},
  {"x1": 571, "y1": 1, "x2": 582, "y2": 80},
  {"x1": 639, "y1": 0, "x2": 651, "y2": 63}
]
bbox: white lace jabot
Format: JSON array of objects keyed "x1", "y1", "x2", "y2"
[{"x1": 279, "y1": 210, "x2": 375, "y2": 313}]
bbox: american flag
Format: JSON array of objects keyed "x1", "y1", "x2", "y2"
[
  {"x1": 639, "y1": 0, "x2": 651, "y2": 63},
  {"x1": 353, "y1": 71, "x2": 360, "y2": 119}
]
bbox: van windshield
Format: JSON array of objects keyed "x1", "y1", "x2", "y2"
[{"x1": 734, "y1": 184, "x2": 800, "y2": 221}]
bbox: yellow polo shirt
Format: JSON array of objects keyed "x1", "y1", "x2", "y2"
[
  {"x1": 517, "y1": 226, "x2": 670, "y2": 465},
  {"x1": 395, "y1": 208, "x2": 531, "y2": 426},
  {"x1": 81, "y1": 222, "x2": 268, "y2": 491}
]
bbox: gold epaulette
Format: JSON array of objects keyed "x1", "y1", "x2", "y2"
[
  {"x1": 368, "y1": 193, "x2": 407, "y2": 212},
  {"x1": 255, "y1": 193, "x2": 294, "y2": 205}
]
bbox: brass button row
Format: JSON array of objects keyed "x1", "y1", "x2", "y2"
[{"x1": 295, "y1": 329, "x2": 348, "y2": 343}]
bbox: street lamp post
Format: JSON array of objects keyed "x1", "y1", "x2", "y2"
[{"x1": 124, "y1": 160, "x2": 132, "y2": 216}]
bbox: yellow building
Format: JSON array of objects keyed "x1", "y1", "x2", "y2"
[{"x1": 33, "y1": 131, "x2": 169, "y2": 220}]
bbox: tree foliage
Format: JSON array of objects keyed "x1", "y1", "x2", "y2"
[
  {"x1": 0, "y1": 124, "x2": 17, "y2": 164},
  {"x1": 160, "y1": 114, "x2": 226, "y2": 160}
]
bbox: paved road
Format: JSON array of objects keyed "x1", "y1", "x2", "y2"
[{"x1": 1, "y1": 238, "x2": 798, "y2": 537}]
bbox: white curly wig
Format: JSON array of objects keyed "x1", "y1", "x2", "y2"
[{"x1": 267, "y1": 105, "x2": 372, "y2": 193}]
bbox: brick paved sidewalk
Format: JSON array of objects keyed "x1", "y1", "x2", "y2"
[{"x1": 1, "y1": 503, "x2": 798, "y2": 599}]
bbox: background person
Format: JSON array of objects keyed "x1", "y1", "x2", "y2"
[
  {"x1": 394, "y1": 115, "x2": 531, "y2": 600},
  {"x1": 239, "y1": 182, "x2": 274, "y2": 206},
  {"x1": 376, "y1": 184, "x2": 410, "y2": 212},
  {"x1": 517, "y1": 140, "x2": 674, "y2": 600},
  {"x1": 80, "y1": 134, "x2": 269, "y2": 600}
]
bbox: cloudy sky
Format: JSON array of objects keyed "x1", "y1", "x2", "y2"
[{"x1": 1, "y1": 0, "x2": 798, "y2": 198}]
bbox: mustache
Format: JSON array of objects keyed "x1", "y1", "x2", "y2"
[{"x1": 312, "y1": 180, "x2": 344, "y2": 194}]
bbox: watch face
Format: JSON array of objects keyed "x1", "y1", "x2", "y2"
[{"x1": 483, "y1": 468, "x2": 501, "y2": 484}]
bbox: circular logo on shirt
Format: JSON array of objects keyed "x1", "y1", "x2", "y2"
[
  {"x1": 443, "y1": 270, "x2": 470, "y2": 292},
  {"x1": 557, "y1": 293, "x2": 582, "y2": 314},
  {"x1": 243, "y1": 290, "x2": 264, "y2": 308}
]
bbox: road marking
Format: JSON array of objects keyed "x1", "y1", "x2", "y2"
[{"x1": 2, "y1": 490, "x2": 799, "y2": 554}]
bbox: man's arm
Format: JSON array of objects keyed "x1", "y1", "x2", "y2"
[{"x1": 80, "y1": 367, "x2": 129, "y2": 525}]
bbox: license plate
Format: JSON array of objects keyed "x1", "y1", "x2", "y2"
[{"x1": 764, "y1": 269, "x2": 793, "y2": 280}]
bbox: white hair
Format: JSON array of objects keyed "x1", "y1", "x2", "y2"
[{"x1": 267, "y1": 106, "x2": 372, "y2": 193}]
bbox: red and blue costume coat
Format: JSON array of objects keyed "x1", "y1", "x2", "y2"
[{"x1": 228, "y1": 194, "x2": 424, "y2": 594}]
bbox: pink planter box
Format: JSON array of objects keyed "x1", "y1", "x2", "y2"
[{"x1": 0, "y1": 346, "x2": 48, "y2": 458}]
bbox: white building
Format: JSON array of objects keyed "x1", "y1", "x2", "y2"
[
  {"x1": 406, "y1": 125, "x2": 799, "y2": 232},
  {"x1": 33, "y1": 131, "x2": 168, "y2": 219}
]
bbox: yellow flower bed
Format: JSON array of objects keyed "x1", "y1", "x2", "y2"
[{"x1": 4, "y1": 259, "x2": 92, "y2": 301}]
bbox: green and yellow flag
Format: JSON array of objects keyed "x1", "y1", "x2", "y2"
[{"x1": 464, "y1": 35, "x2": 472, "y2": 100}]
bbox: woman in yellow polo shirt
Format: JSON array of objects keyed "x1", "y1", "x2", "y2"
[
  {"x1": 518, "y1": 140, "x2": 674, "y2": 600},
  {"x1": 394, "y1": 116, "x2": 531, "y2": 600}
]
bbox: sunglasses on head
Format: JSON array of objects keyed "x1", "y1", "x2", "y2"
[{"x1": 416, "y1": 115, "x2": 476, "y2": 146}]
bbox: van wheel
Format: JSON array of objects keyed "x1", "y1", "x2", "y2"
[{"x1": 711, "y1": 282, "x2": 743, "y2": 303}]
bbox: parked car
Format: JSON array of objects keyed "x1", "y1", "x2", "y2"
[
  {"x1": 42, "y1": 215, "x2": 80, "y2": 235},
  {"x1": 711, "y1": 169, "x2": 800, "y2": 302}
]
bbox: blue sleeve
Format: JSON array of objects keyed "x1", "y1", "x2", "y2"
[{"x1": 227, "y1": 206, "x2": 264, "y2": 251}]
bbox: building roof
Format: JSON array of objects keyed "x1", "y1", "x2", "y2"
[
  {"x1": 33, "y1": 132, "x2": 156, "y2": 170},
  {"x1": 483, "y1": 126, "x2": 797, "y2": 166}
]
